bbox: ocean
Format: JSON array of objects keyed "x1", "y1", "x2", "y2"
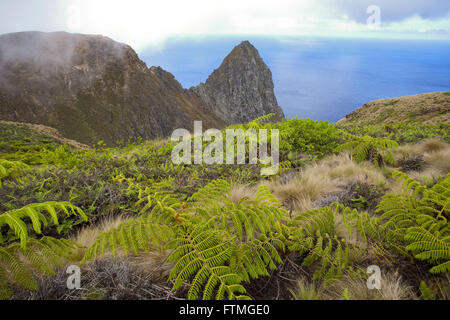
[{"x1": 140, "y1": 36, "x2": 450, "y2": 123}]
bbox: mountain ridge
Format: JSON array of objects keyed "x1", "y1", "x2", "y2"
[{"x1": 0, "y1": 31, "x2": 283, "y2": 146}]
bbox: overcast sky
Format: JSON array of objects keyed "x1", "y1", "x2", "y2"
[{"x1": 1, "y1": 0, "x2": 449, "y2": 51}]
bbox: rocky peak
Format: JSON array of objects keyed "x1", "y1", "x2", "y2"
[
  {"x1": 0, "y1": 32, "x2": 284, "y2": 146},
  {"x1": 190, "y1": 40, "x2": 284, "y2": 124}
]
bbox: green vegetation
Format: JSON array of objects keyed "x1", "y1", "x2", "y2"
[
  {"x1": 376, "y1": 171, "x2": 450, "y2": 274},
  {"x1": 0, "y1": 117, "x2": 449, "y2": 300},
  {"x1": 340, "y1": 122, "x2": 450, "y2": 144},
  {"x1": 338, "y1": 92, "x2": 449, "y2": 126},
  {"x1": 376, "y1": 108, "x2": 395, "y2": 122},
  {"x1": 336, "y1": 135, "x2": 398, "y2": 167}
]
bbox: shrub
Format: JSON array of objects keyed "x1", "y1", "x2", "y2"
[{"x1": 277, "y1": 118, "x2": 340, "y2": 158}]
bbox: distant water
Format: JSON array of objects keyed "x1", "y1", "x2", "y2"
[{"x1": 140, "y1": 36, "x2": 450, "y2": 123}]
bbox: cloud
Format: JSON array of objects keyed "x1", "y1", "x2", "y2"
[
  {"x1": 324, "y1": 0, "x2": 450, "y2": 23},
  {"x1": 0, "y1": 0, "x2": 449, "y2": 51}
]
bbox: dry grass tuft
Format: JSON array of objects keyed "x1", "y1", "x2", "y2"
[
  {"x1": 74, "y1": 215, "x2": 132, "y2": 249},
  {"x1": 391, "y1": 140, "x2": 449, "y2": 191},
  {"x1": 291, "y1": 271, "x2": 417, "y2": 300},
  {"x1": 420, "y1": 138, "x2": 448, "y2": 153},
  {"x1": 326, "y1": 156, "x2": 386, "y2": 186},
  {"x1": 424, "y1": 148, "x2": 450, "y2": 174},
  {"x1": 324, "y1": 271, "x2": 417, "y2": 300},
  {"x1": 393, "y1": 143, "x2": 421, "y2": 159},
  {"x1": 265, "y1": 167, "x2": 339, "y2": 214},
  {"x1": 263, "y1": 153, "x2": 386, "y2": 214},
  {"x1": 408, "y1": 168, "x2": 444, "y2": 186},
  {"x1": 290, "y1": 278, "x2": 322, "y2": 300},
  {"x1": 227, "y1": 183, "x2": 257, "y2": 204}
]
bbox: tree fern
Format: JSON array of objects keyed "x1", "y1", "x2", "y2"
[
  {"x1": 405, "y1": 226, "x2": 449, "y2": 273},
  {"x1": 336, "y1": 135, "x2": 398, "y2": 167},
  {"x1": 0, "y1": 236, "x2": 79, "y2": 299},
  {"x1": 167, "y1": 225, "x2": 248, "y2": 300},
  {"x1": 288, "y1": 204, "x2": 366, "y2": 286},
  {"x1": 81, "y1": 216, "x2": 174, "y2": 264},
  {"x1": 0, "y1": 201, "x2": 87, "y2": 248},
  {"x1": 229, "y1": 232, "x2": 285, "y2": 283},
  {"x1": 376, "y1": 172, "x2": 450, "y2": 273},
  {"x1": 82, "y1": 179, "x2": 288, "y2": 299},
  {"x1": 189, "y1": 180, "x2": 281, "y2": 235}
]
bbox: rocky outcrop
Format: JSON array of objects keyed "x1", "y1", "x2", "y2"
[
  {"x1": 0, "y1": 32, "x2": 283, "y2": 146},
  {"x1": 190, "y1": 41, "x2": 284, "y2": 124}
]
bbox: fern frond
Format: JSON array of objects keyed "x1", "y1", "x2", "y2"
[
  {"x1": 81, "y1": 216, "x2": 174, "y2": 264},
  {"x1": 375, "y1": 172, "x2": 450, "y2": 273},
  {"x1": 168, "y1": 225, "x2": 248, "y2": 300},
  {"x1": 405, "y1": 226, "x2": 450, "y2": 273},
  {"x1": 0, "y1": 237, "x2": 79, "y2": 299},
  {"x1": 0, "y1": 159, "x2": 30, "y2": 188},
  {"x1": 0, "y1": 202, "x2": 87, "y2": 248},
  {"x1": 335, "y1": 136, "x2": 398, "y2": 167}
]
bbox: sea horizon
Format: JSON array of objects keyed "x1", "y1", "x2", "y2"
[{"x1": 141, "y1": 35, "x2": 450, "y2": 123}]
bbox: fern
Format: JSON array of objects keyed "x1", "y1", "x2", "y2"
[
  {"x1": 0, "y1": 236, "x2": 79, "y2": 299},
  {"x1": 82, "y1": 179, "x2": 380, "y2": 298},
  {"x1": 189, "y1": 181, "x2": 288, "y2": 240},
  {"x1": 82, "y1": 179, "x2": 288, "y2": 299},
  {"x1": 336, "y1": 135, "x2": 398, "y2": 167},
  {"x1": 376, "y1": 172, "x2": 450, "y2": 273},
  {"x1": 167, "y1": 225, "x2": 248, "y2": 300},
  {"x1": 230, "y1": 233, "x2": 285, "y2": 282},
  {"x1": 0, "y1": 201, "x2": 87, "y2": 248},
  {"x1": 288, "y1": 204, "x2": 366, "y2": 286},
  {"x1": 0, "y1": 159, "x2": 29, "y2": 188},
  {"x1": 81, "y1": 217, "x2": 174, "y2": 264},
  {"x1": 229, "y1": 113, "x2": 276, "y2": 131},
  {"x1": 419, "y1": 281, "x2": 436, "y2": 300}
]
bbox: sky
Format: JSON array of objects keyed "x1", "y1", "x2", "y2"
[{"x1": 0, "y1": 0, "x2": 449, "y2": 52}]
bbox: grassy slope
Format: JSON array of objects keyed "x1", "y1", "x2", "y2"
[
  {"x1": 0, "y1": 121, "x2": 90, "y2": 150},
  {"x1": 337, "y1": 92, "x2": 450, "y2": 126},
  {"x1": 1, "y1": 100, "x2": 449, "y2": 300}
]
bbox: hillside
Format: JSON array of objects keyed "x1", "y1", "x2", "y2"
[
  {"x1": 1, "y1": 113, "x2": 449, "y2": 301},
  {"x1": 0, "y1": 120, "x2": 90, "y2": 149},
  {"x1": 0, "y1": 33, "x2": 449, "y2": 302},
  {"x1": 337, "y1": 92, "x2": 450, "y2": 125},
  {"x1": 0, "y1": 32, "x2": 283, "y2": 146}
]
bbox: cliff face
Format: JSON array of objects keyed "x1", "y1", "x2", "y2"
[
  {"x1": 0, "y1": 32, "x2": 283, "y2": 145},
  {"x1": 190, "y1": 41, "x2": 284, "y2": 124}
]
